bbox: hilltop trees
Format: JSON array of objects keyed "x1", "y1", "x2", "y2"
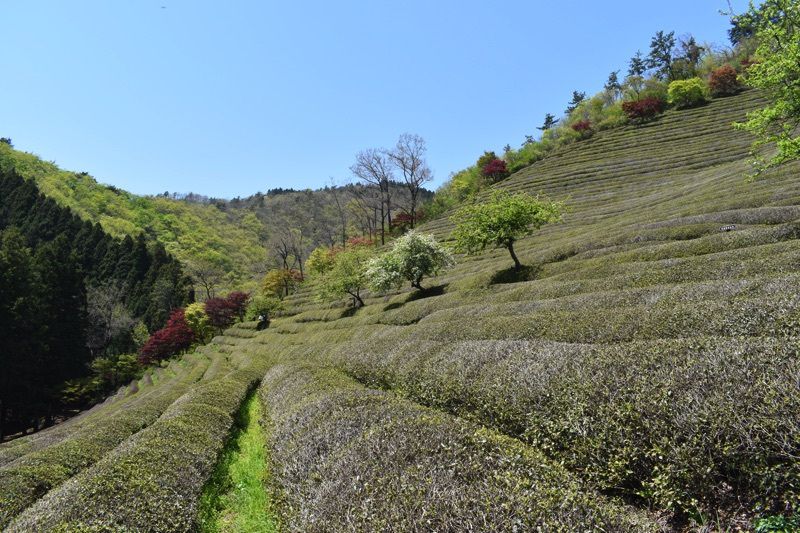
[
  {"x1": 352, "y1": 149, "x2": 394, "y2": 244},
  {"x1": 388, "y1": 133, "x2": 433, "y2": 229},
  {"x1": 734, "y1": 0, "x2": 800, "y2": 173},
  {"x1": 538, "y1": 113, "x2": 557, "y2": 131},
  {"x1": 451, "y1": 191, "x2": 564, "y2": 271},
  {"x1": 350, "y1": 134, "x2": 433, "y2": 234},
  {"x1": 565, "y1": 91, "x2": 586, "y2": 114},
  {"x1": 647, "y1": 30, "x2": 677, "y2": 80},
  {"x1": 366, "y1": 231, "x2": 453, "y2": 292}
]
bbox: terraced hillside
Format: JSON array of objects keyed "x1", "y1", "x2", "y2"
[{"x1": 2, "y1": 89, "x2": 798, "y2": 531}]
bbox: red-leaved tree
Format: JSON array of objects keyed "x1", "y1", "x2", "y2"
[
  {"x1": 225, "y1": 291, "x2": 250, "y2": 321},
  {"x1": 622, "y1": 97, "x2": 666, "y2": 123},
  {"x1": 346, "y1": 236, "x2": 375, "y2": 248},
  {"x1": 138, "y1": 309, "x2": 195, "y2": 365},
  {"x1": 205, "y1": 297, "x2": 237, "y2": 332},
  {"x1": 481, "y1": 158, "x2": 510, "y2": 183},
  {"x1": 708, "y1": 64, "x2": 741, "y2": 97},
  {"x1": 571, "y1": 119, "x2": 592, "y2": 133}
]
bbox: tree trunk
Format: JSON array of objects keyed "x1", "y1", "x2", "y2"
[
  {"x1": 380, "y1": 202, "x2": 385, "y2": 245},
  {"x1": 349, "y1": 290, "x2": 364, "y2": 308},
  {"x1": 507, "y1": 241, "x2": 522, "y2": 271}
]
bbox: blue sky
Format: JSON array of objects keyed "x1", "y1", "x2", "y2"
[{"x1": 2, "y1": 1, "x2": 748, "y2": 198}]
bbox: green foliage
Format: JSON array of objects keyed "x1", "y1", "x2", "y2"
[
  {"x1": 317, "y1": 246, "x2": 374, "y2": 307},
  {"x1": 7, "y1": 366, "x2": 266, "y2": 531},
  {"x1": 305, "y1": 246, "x2": 336, "y2": 276},
  {"x1": 184, "y1": 302, "x2": 213, "y2": 343},
  {"x1": 0, "y1": 143, "x2": 266, "y2": 292},
  {"x1": 668, "y1": 77, "x2": 709, "y2": 109},
  {"x1": 734, "y1": 0, "x2": 800, "y2": 173},
  {"x1": 245, "y1": 294, "x2": 283, "y2": 321},
  {"x1": 755, "y1": 514, "x2": 800, "y2": 533},
  {"x1": 365, "y1": 231, "x2": 454, "y2": 292},
  {"x1": 262, "y1": 269, "x2": 301, "y2": 299},
  {"x1": 451, "y1": 190, "x2": 564, "y2": 270},
  {"x1": 259, "y1": 363, "x2": 656, "y2": 532},
  {"x1": 199, "y1": 392, "x2": 278, "y2": 533}
]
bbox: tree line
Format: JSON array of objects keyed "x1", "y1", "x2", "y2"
[{"x1": 0, "y1": 169, "x2": 193, "y2": 439}]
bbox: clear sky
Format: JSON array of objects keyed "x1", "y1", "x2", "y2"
[{"x1": 1, "y1": 1, "x2": 748, "y2": 198}]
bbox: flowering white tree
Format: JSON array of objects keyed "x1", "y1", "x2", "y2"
[{"x1": 366, "y1": 231, "x2": 454, "y2": 292}]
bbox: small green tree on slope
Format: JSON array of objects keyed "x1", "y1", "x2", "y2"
[
  {"x1": 451, "y1": 190, "x2": 563, "y2": 271},
  {"x1": 735, "y1": 0, "x2": 800, "y2": 174},
  {"x1": 366, "y1": 231, "x2": 454, "y2": 292},
  {"x1": 318, "y1": 246, "x2": 373, "y2": 307}
]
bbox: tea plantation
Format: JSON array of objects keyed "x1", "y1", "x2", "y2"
[{"x1": 2, "y1": 89, "x2": 798, "y2": 531}]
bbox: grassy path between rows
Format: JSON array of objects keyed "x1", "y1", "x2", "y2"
[{"x1": 199, "y1": 389, "x2": 278, "y2": 532}]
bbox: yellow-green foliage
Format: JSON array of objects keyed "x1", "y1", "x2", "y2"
[
  {"x1": 185, "y1": 302, "x2": 213, "y2": 343},
  {"x1": 668, "y1": 77, "x2": 709, "y2": 109},
  {"x1": 0, "y1": 144, "x2": 265, "y2": 291}
]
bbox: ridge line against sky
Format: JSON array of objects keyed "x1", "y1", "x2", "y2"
[{"x1": 2, "y1": 1, "x2": 747, "y2": 198}]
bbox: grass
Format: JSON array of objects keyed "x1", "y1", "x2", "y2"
[{"x1": 199, "y1": 391, "x2": 278, "y2": 533}]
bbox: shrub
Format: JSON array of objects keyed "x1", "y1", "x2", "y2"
[
  {"x1": 481, "y1": 158, "x2": 510, "y2": 183},
  {"x1": 306, "y1": 246, "x2": 337, "y2": 276},
  {"x1": 668, "y1": 78, "x2": 709, "y2": 109},
  {"x1": 225, "y1": 291, "x2": 250, "y2": 321},
  {"x1": 366, "y1": 231, "x2": 454, "y2": 292},
  {"x1": 245, "y1": 294, "x2": 283, "y2": 321},
  {"x1": 184, "y1": 302, "x2": 212, "y2": 343},
  {"x1": 708, "y1": 64, "x2": 742, "y2": 96},
  {"x1": 571, "y1": 119, "x2": 592, "y2": 132},
  {"x1": 205, "y1": 297, "x2": 237, "y2": 332},
  {"x1": 259, "y1": 363, "x2": 657, "y2": 532},
  {"x1": 622, "y1": 97, "x2": 666, "y2": 122},
  {"x1": 345, "y1": 236, "x2": 375, "y2": 248},
  {"x1": 451, "y1": 190, "x2": 564, "y2": 271},
  {"x1": 8, "y1": 368, "x2": 265, "y2": 531},
  {"x1": 138, "y1": 309, "x2": 195, "y2": 364}
]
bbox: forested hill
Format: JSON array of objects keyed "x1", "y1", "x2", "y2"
[
  {"x1": 0, "y1": 143, "x2": 266, "y2": 290},
  {"x1": 0, "y1": 143, "x2": 433, "y2": 292},
  {"x1": 0, "y1": 169, "x2": 192, "y2": 440}
]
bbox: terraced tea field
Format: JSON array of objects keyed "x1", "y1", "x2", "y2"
[{"x1": 2, "y1": 89, "x2": 798, "y2": 531}]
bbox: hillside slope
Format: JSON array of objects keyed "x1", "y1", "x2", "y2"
[
  {"x1": 0, "y1": 144, "x2": 266, "y2": 289},
  {"x1": 2, "y1": 89, "x2": 799, "y2": 531}
]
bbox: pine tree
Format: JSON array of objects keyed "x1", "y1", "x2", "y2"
[
  {"x1": 628, "y1": 50, "x2": 647, "y2": 77},
  {"x1": 647, "y1": 30, "x2": 676, "y2": 80},
  {"x1": 565, "y1": 91, "x2": 586, "y2": 115},
  {"x1": 537, "y1": 113, "x2": 557, "y2": 131}
]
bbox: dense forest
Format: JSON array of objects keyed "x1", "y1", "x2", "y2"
[{"x1": 0, "y1": 169, "x2": 193, "y2": 439}]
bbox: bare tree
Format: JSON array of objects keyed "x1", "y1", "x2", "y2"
[
  {"x1": 388, "y1": 133, "x2": 432, "y2": 229},
  {"x1": 85, "y1": 282, "x2": 136, "y2": 357},
  {"x1": 351, "y1": 148, "x2": 394, "y2": 244},
  {"x1": 269, "y1": 228, "x2": 295, "y2": 270},
  {"x1": 186, "y1": 259, "x2": 225, "y2": 300},
  {"x1": 328, "y1": 177, "x2": 348, "y2": 247}
]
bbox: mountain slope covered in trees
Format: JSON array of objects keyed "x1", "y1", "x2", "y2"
[
  {"x1": 0, "y1": 170, "x2": 193, "y2": 440},
  {"x1": 0, "y1": 143, "x2": 434, "y2": 293},
  {"x1": 3, "y1": 88, "x2": 798, "y2": 531},
  {"x1": 0, "y1": 144, "x2": 267, "y2": 290}
]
